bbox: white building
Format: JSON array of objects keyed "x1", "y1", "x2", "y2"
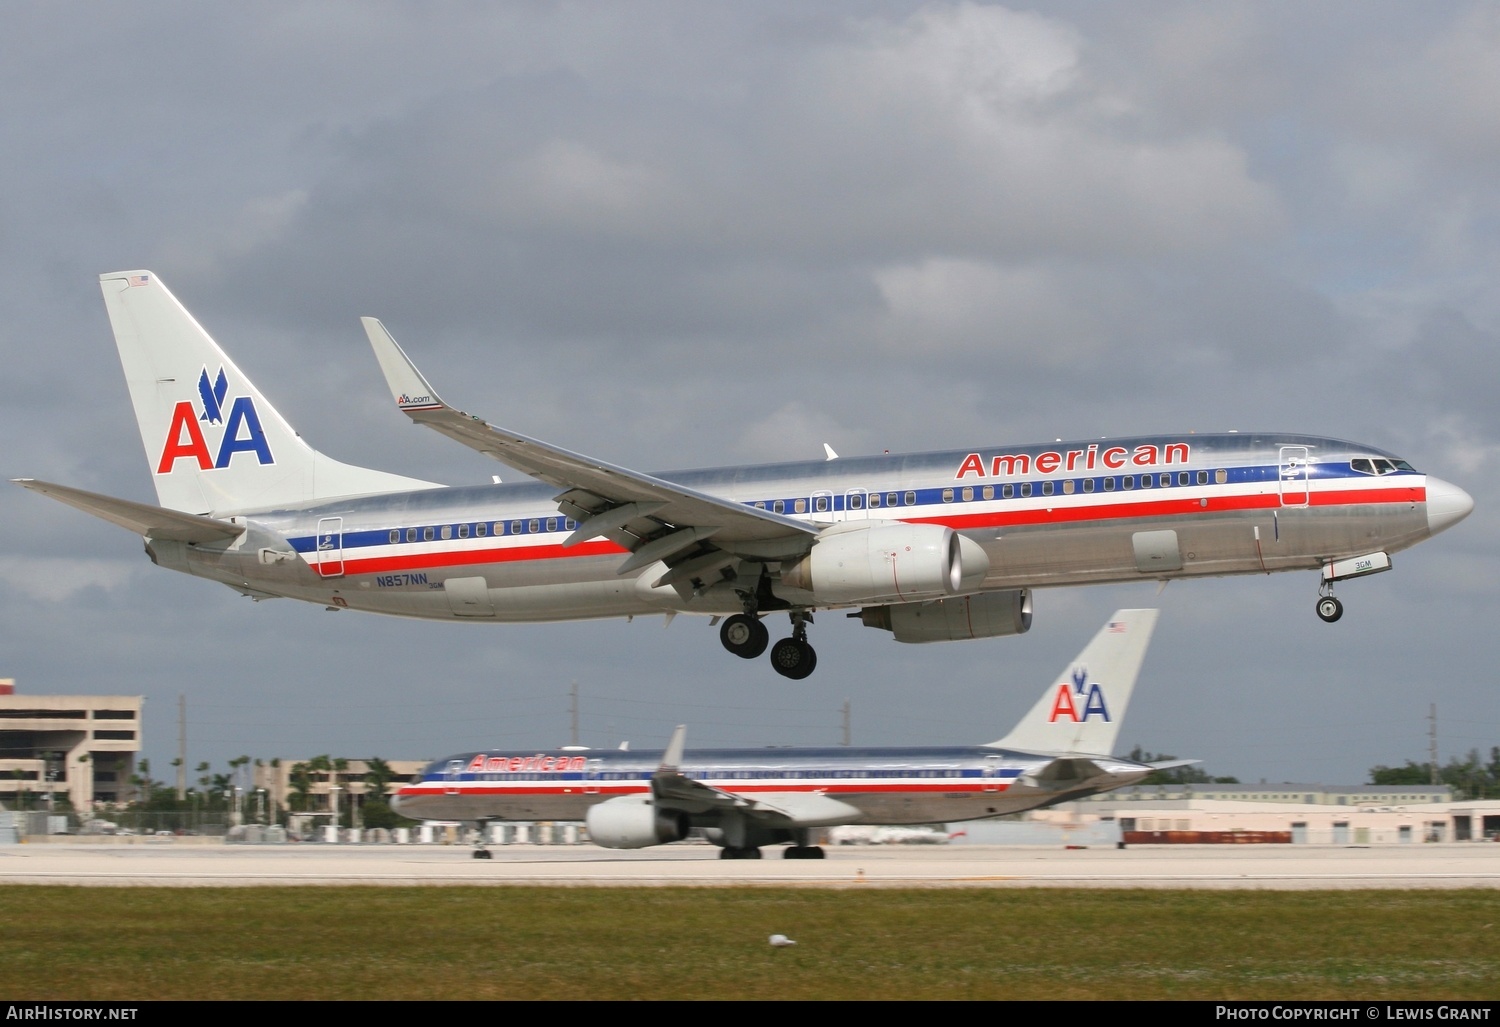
[{"x1": 0, "y1": 679, "x2": 143, "y2": 810}]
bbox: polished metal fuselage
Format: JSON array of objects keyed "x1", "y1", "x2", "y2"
[
  {"x1": 393, "y1": 745, "x2": 1153, "y2": 826},
  {"x1": 156, "y1": 432, "x2": 1435, "y2": 620}
]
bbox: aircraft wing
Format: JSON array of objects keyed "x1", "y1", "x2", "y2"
[
  {"x1": 363, "y1": 319, "x2": 817, "y2": 571},
  {"x1": 648, "y1": 727, "x2": 859, "y2": 826},
  {"x1": 11, "y1": 479, "x2": 244, "y2": 543}
]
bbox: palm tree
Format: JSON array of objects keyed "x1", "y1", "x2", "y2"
[{"x1": 287, "y1": 762, "x2": 312, "y2": 812}]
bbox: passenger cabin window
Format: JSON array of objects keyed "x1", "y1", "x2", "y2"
[
  {"x1": 1140, "y1": 474, "x2": 1152, "y2": 489},
  {"x1": 849, "y1": 493, "x2": 864, "y2": 510},
  {"x1": 983, "y1": 485, "x2": 994, "y2": 500},
  {"x1": 1122, "y1": 475, "x2": 1134, "y2": 490},
  {"x1": 406, "y1": 528, "x2": 417, "y2": 543},
  {"x1": 1001, "y1": 484, "x2": 1013, "y2": 499},
  {"x1": 423, "y1": 527, "x2": 434, "y2": 541},
  {"x1": 441, "y1": 525, "x2": 452, "y2": 540},
  {"x1": 1062, "y1": 480, "x2": 1074, "y2": 495},
  {"x1": 904, "y1": 491, "x2": 916, "y2": 506},
  {"x1": 1178, "y1": 472, "x2": 1190, "y2": 486},
  {"x1": 511, "y1": 521, "x2": 522, "y2": 535},
  {"x1": 1196, "y1": 470, "x2": 1208, "y2": 485},
  {"x1": 941, "y1": 488, "x2": 953, "y2": 503},
  {"x1": 794, "y1": 499, "x2": 807, "y2": 514},
  {"x1": 1159, "y1": 473, "x2": 1171, "y2": 488},
  {"x1": 813, "y1": 495, "x2": 829, "y2": 513},
  {"x1": 389, "y1": 530, "x2": 400, "y2": 544},
  {"x1": 1215, "y1": 469, "x2": 1228, "y2": 484},
  {"x1": 1083, "y1": 479, "x2": 1095, "y2": 493},
  {"x1": 546, "y1": 517, "x2": 558, "y2": 532},
  {"x1": 1020, "y1": 483, "x2": 1032, "y2": 498},
  {"x1": 773, "y1": 500, "x2": 785, "y2": 514},
  {"x1": 1042, "y1": 481, "x2": 1054, "y2": 496},
  {"x1": 869, "y1": 493, "x2": 881, "y2": 508},
  {"x1": 1103, "y1": 477, "x2": 1115, "y2": 491},
  {"x1": 961, "y1": 487, "x2": 972, "y2": 502},
  {"x1": 528, "y1": 519, "x2": 540, "y2": 533},
  {"x1": 476, "y1": 523, "x2": 487, "y2": 537},
  {"x1": 458, "y1": 524, "x2": 469, "y2": 539}
]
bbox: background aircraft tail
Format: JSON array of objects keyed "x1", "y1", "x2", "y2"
[
  {"x1": 988, "y1": 609, "x2": 1158, "y2": 755},
  {"x1": 99, "y1": 271, "x2": 440, "y2": 515}
]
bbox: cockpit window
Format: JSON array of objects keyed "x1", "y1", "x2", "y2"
[{"x1": 1351, "y1": 458, "x2": 1400, "y2": 476}]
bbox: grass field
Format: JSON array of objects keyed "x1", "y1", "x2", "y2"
[{"x1": 1, "y1": 887, "x2": 1496, "y2": 1000}]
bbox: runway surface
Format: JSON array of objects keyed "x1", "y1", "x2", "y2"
[{"x1": 3, "y1": 841, "x2": 1499, "y2": 888}]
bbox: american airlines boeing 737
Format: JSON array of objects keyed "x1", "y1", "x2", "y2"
[
  {"x1": 14, "y1": 271, "x2": 1474, "y2": 678},
  {"x1": 393, "y1": 610, "x2": 1173, "y2": 859}
]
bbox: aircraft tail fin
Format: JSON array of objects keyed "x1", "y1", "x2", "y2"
[
  {"x1": 98, "y1": 270, "x2": 440, "y2": 515},
  {"x1": 988, "y1": 609, "x2": 1159, "y2": 755}
]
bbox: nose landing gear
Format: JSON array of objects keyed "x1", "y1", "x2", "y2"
[{"x1": 1316, "y1": 583, "x2": 1343, "y2": 623}]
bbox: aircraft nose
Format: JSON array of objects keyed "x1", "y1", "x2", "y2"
[{"x1": 1426, "y1": 476, "x2": 1475, "y2": 536}]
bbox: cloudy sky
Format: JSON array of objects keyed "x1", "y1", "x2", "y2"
[{"x1": 1, "y1": 2, "x2": 1495, "y2": 787}]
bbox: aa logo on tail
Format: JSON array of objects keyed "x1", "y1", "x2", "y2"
[
  {"x1": 157, "y1": 367, "x2": 274, "y2": 473},
  {"x1": 1048, "y1": 667, "x2": 1110, "y2": 723}
]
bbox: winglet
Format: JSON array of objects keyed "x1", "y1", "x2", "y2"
[
  {"x1": 659, "y1": 725, "x2": 687, "y2": 773},
  {"x1": 361, "y1": 318, "x2": 449, "y2": 414}
]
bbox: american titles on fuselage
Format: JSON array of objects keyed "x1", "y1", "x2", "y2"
[
  {"x1": 464, "y1": 753, "x2": 588, "y2": 774},
  {"x1": 955, "y1": 442, "x2": 1190, "y2": 479}
]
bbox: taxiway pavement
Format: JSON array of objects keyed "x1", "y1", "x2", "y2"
[{"x1": 2, "y1": 842, "x2": 1498, "y2": 888}]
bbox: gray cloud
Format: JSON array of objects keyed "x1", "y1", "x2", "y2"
[{"x1": 0, "y1": 2, "x2": 1494, "y2": 787}]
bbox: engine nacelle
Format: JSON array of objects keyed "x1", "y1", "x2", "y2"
[
  {"x1": 778, "y1": 522, "x2": 990, "y2": 604},
  {"x1": 858, "y1": 589, "x2": 1032, "y2": 643},
  {"x1": 584, "y1": 795, "x2": 690, "y2": 849}
]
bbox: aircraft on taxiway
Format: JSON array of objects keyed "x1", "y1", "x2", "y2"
[
  {"x1": 394, "y1": 609, "x2": 1177, "y2": 860},
  {"x1": 14, "y1": 271, "x2": 1474, "y2": 678}
]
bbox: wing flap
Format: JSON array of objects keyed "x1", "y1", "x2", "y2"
[{"x1": 12, "y1": 479, "x2": 245, "y2": 543}]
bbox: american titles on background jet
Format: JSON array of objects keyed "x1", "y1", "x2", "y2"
[
  {"x1": 394, "y1": 609, "x2": 1175, "y2": 859},
  {"x1": 14, "y1": 272, "x2": 1474, "y2": 678}
]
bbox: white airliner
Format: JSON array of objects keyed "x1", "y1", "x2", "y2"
[
  {"x1": 393, "y1": 609, "x2": 1174, "y2": 859},
  {"x1": 14, "y1": 271, "x2": 1474, "y2": 678}
]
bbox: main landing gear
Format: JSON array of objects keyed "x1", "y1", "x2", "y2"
[
  {"x1": 1316, "y1": 583, "x2": 1344, "y2": 623},
  {"x1": 783, "y1": 845, "x2": 825, "y2": 860},
  {"x1": 719, "y1": 610, "x2": 818, "y2": 679},
  {"x1": 718, "y1": 846, "x2": 762, "y2": 860}
]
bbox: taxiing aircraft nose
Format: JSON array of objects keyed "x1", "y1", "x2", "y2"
[{"x1": 1426, "y1": 476, "x2": 1475, "y2": 536}]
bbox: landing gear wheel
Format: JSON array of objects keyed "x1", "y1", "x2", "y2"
[
  {"x1": 718, "y1": 846, "x2": 763, "y2": 860},
  {"x1": 1316, "y1": 595, "x2": 1344, "y2": 623},
  {"x1": 770, "y1": 638, "x2": 817, "y2": 680},
  {"x1": 783, "y1": 845, "x2": 826, "y2": 860},
  {"x1": 720, "y1": 614, "x2": 769, "y2": 659},
  {"x1": 472, "y1": 848, "x2": 492, "y2": 860}
]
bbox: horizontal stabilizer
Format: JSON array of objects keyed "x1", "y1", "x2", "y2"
[
  {"x1": 11, "y1": 479, "x2": 244, "y2": 543},
  {"x1": 1146, "y1": 759, "x2": 1200, "y2": 772}
]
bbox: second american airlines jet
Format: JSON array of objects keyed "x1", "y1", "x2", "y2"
[{"x1": 14, "y1": 271, "x2": 1474, "y2": 679}]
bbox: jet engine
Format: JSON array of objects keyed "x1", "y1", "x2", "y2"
[
  {"x1": 857, "y1": 589, "x2": 1032, "y2": 643},
  {"x1": 778, "y1": 523, "x2": 990, "y2": 604},
  {"x1": 584, "y1": 795, "x2": 690, "y2": 849}
]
